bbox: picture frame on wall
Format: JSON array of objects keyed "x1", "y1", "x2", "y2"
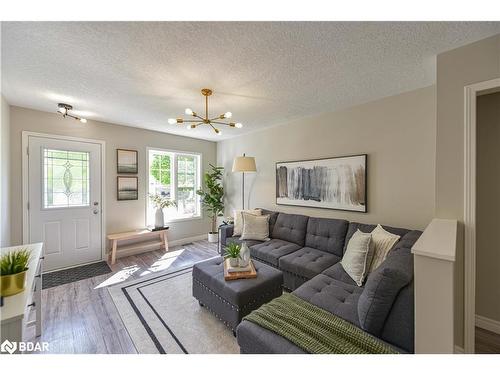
[
  {"x1": 117, "y1": 176, "x2": 138, "y2": 201},
  {"x1": 117, "y1": 149, "x2": 138, "y2": 174},
  {"x1": 276, "y1": 154, "x2": 367, "y2": 212}
]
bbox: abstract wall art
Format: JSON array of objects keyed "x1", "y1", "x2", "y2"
[
  {"x1": 117, "y1": 149, "x2": 138, "y2": 174},
  {"x1": 117, "y1": 176, "x2": 138, "y2": 201},
  {"x1": 276, "y1": 154, "x2": 367, "y2": 212}
]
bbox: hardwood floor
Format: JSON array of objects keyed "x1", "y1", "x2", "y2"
[
  {"x1": 26, "y1": 240, "x2": 219, "y2": 354},
  {"x1": 475, "y1": 327, "x2": 500, "y2": 354}
]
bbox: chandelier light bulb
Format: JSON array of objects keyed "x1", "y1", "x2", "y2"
[
  {"x1": 185, "y1": 108, "x2": 194, "y2": 116},
  {"x1": 58, "y1": 107, "x2": 67, "y2": 115},
  {"x1": 235, "y1": 122, "x2": 243, "y2": 128},
  {"x1": 168, "y1": 118, "x2": 177, "y2": 125},
  {"x1": 80, "y1": 118, "x2": 87, "y2": 123},
  {"x1": 224, "y1": 111, "x2": 232, "y2": 119}
]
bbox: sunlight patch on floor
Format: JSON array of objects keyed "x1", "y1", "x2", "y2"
[
  {"x1": 138, "y1": 248, "x2": 185, "y2": 276},
  {"x1": 94, "y1": 265, "x2": 139, "y2": 289}
]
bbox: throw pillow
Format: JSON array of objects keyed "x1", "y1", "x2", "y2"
[
  {"x1": 368, "y1": 224, "x2": 401, "y2": 272},
  {"x1": 341, "y1": 229, "x2": 374, "y2": 286},
  {"x1": 240, "y1": 213, "x2": 270, "y2": 241},
  {"x1": 233, "y1": 209, "x2": 262, "y2": 236}
]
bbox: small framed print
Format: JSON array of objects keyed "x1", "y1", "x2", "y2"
[
  {"x1": 117, "y1": 176, "x2": 138, "y2": 201},
  {"x1": 117, "y1": 149, "x2": 138, "y2": 174}
]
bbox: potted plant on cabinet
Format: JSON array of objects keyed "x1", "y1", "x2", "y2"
[
  {"x1": 149, "y1": 194, "x2": 176, "y2": 229},
  {"x1": 196, "y1": 164, "x2": 224, "y2": 243},
  {"x1": 224, "y1": 243, "x2": 241, "y2": 267},
  {"x1": 0, "y1": 248, "x2": 32, "y2": 297}
]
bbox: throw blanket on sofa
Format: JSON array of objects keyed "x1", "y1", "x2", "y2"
[{"x1": 243, "y1": 293, "x2": 397, "y2": 354}]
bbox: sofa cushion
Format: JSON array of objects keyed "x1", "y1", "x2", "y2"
[
  {"x1": 250, "y1": 239, "x2": 301, "y2": 267},
  {"x1": 343, "y1": 222, "x2": 410, "y2": 255},
  {"x1": 271, "y1": 213, "x2": 309, "y2": 246},
  {"x1": 321, "y1": 263, "x2": 358, "y2": 286},
  {"x1": 304, "y1": 217, "x2": 349, "y2": 257},
  {"x1": 391, "y1": 230, "x2": 422, "y2": 253},
  {"x1": 341, "y1": 229, "x2": 374, "y2": 286},
  {"x1": 293, "y1": 274, "x2": 363, "y2": 326},
  {"x1": 226, "y1": 236, "x2": 264, "y2": 249},
  {"x1": 257, "y1": 208, "x2": 280, "y2": 234},
  {"x1": 357, "y1": 250, "x2": 413, "y2": 336},
  {"x1": 279, "y1": 247, "x2": 340, "y2": 280}
]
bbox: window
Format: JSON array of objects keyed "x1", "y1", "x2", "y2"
[
  {"x1": 147, "y1": 148, "x2": 201, "y2": 224},
  {"x1": 43, "y1": 149, "x2": 90, "y2": 208}
]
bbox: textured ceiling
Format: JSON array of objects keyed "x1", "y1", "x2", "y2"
[{"x1": 2, "y1": 22, "x2": 500, "y2": 141}]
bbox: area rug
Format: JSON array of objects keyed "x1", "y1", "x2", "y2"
[
  {"x1": 43, "y1": 261, "x2": 112, "y2": 289},
  {"x1": 108, "y1": 260, "x2": 240, "y2": 354}
]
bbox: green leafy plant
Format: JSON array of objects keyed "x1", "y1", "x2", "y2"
[
  {"x1": 224, "y1": 243, "x2": 241, "y2": 260},
  {"x1": 149, "y1": 194, "x2": 177, "y2": 209},
  {"x1": 196, "y1": 164, "x2": 224, "y2": 233},
  {"x1": 0, "y1": 249, "x2": 31, "y2": 276}
]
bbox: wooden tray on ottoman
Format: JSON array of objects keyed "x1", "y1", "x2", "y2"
[{"x1": 223, "y1": 259, "x2": 257, "y2": 281}]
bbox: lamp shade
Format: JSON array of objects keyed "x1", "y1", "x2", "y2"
[{"x1": 232, "y1": 155, "x2": 256, "y2": 172}]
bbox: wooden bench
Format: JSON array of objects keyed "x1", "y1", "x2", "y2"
[{"x1": 107, "y1": 228, "x2": 169, "y2": 265}]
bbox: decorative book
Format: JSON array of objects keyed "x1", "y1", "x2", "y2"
[{"x1": 223, "y1": 259, "x2": 257, "y2": 281}]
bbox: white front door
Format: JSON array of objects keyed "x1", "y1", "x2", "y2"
[{"x1": 27, "y1": 135, "x2": 103, "y2": 271}]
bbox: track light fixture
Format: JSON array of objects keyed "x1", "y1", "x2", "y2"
[{"x1": 57, "y1": 103, "x2": 87, "y2": 123}]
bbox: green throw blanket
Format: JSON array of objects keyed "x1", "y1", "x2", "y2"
[{"x1": 243, "y1": 293, "x2": 397, "y2": 354}]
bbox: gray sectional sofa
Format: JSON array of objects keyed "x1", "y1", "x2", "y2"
[{"x1": 219, "y1": 209, "x2": 421, "y2": 353}]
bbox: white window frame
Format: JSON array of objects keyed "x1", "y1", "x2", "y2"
[{"x1": 145, "y1": 147, "x2": 202, "y2": 225}]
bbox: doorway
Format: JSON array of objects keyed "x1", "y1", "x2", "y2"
[
  {"x1": 23, "y1": 132, "x2": 105, "y2": 272},
  {"x1": 464, "y1": 78, "x2": 500, "y2": 353}
]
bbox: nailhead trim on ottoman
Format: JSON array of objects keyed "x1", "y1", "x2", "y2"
[{"x1": 192, "y1": 257, "x2": 283, "y2": 332}]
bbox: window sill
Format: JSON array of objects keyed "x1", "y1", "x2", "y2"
[{"x1": 148, "y1": 215, "x2": 203, "y2": 225}]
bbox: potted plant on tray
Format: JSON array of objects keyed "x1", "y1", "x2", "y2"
[
  {"x1": 224, "y1": 243, "x2": 241, "y2": 267},
  {"x1": 196, "y1": 164, "x2": 224, "y2": 243},
  {"x1": 0, "y1": 248, "x2": 32, "y2": 297},
  {"x1": 149, "y1": 194, "x2": 176, "y2": 229}
]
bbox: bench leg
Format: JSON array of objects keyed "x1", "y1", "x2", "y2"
[
  {"x1": 161, "y1": 231, "x2": 169, "y2": 252},
  {"x1": 110, "y1": 239, "x2": 118, "y2": 265}
]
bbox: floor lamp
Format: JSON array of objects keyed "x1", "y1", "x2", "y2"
[{"x1": 232, "y1": 154, "x2": 257, "y2": 210}]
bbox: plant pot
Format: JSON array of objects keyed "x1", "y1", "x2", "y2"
[
  {"x1": 154, "y1": 208, "x2": 164, "y2": 229},
  {"x1": 208, "y1": 232, "x2": 219, "y2": 243},
  {"x1": 228, "y1": 257, "x2": 239, "y2": 267},
  {"x1": 0, "y1": 271, "x2": 27, "y2": 297}
]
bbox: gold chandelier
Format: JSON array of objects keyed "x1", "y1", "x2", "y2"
[{"x1": 168, "y1": 88, "x2": 243, "y2": 135}]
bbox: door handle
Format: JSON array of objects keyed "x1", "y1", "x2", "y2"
[{"x1": 93, "y1": 209, "x2": 99, "y2": 214}]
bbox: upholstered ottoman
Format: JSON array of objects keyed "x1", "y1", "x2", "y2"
[{"x1": 192, "y1": 257, "x2": 283, "y2": 333}]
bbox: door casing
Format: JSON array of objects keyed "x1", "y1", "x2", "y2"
[{"x1": 22, "y1": 131, "x2": 107, "y2": 269}]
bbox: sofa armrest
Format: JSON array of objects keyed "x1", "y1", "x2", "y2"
[{"x1": 219, "y1": 224, "x2": 234, "y2": 247}]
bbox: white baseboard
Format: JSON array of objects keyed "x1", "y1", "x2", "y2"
[
  {"x1": 169, "y1": 234, "x2": 209, "y2": 247},
  {"x1": 476, "y1": 314, "x2": 500, "y2": 335},
  {"x1": 454, "y1": 345, "x2": 464, "y2": 354}
]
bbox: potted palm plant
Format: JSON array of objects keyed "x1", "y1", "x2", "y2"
[
  {"x1": 0, "y1": 248, "x2": 31, "y2": 297},
  {"x1": 196, "y1": 164, "x2": 224, "y2": 243},
  {"x1": 149, "y1": 194, "x2": 176, "y2": 229}
]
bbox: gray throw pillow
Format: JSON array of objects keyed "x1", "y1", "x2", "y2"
[
  {"x1": 357, "y1": 252, "x2": 413, "y2": 335},
  {"x1": 341, "y1": 229, "x2": 374, "y2": 286}
]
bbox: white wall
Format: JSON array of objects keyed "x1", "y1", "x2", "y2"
[
  {"x1": 217, "y1": 85, "x2": 436, "y2": 231},
  {"x1": 9, "y1": 106, "x2": 217, "y2": 246},
  {"x1": 1, "y1": 95, "x2": 11, "y2": 246}
]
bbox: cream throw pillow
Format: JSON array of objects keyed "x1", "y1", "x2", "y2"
[
  {"x1": 240, "y1": 213, "x2": 270, "y2": 241},
  {"x1": 368, "y1": 224, "x2": 401, "y2": 272},
  {"x1": 341, "y1": 229, "x2": 374, "y2": 286},
  {"x1": 233, "y1": 209, "x2": 262, "y2": 236}
]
